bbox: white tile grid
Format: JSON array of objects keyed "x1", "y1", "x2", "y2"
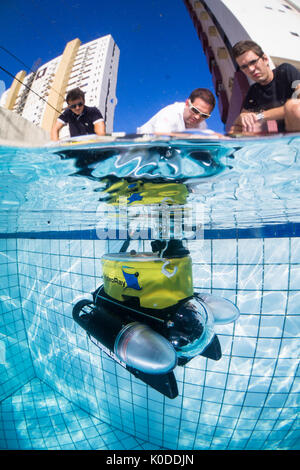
[
  {"x1": 0, "y1": 239, "x2": 35, "y2": 403},
  {"x1": 3, "y1": 235, "x2": 297, "y2": 450}
]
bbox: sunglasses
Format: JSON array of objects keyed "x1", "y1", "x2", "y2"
[
  {"x1": 188, "y1": 100, "x2": 210, "y2": 118},
  {"x1": 69, "y1": 102, "x2": 84, "y2": 109},
  {"x1": 239, "y1": 56, "x2": 262, "y2": 71}
]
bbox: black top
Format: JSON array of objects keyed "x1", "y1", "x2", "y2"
[
  {"x1": 58, "y1": 105, "x2": 104, "y2": 137},
  {"x1": 243, "y1": 63, "x2": 300, "y2": 131}
]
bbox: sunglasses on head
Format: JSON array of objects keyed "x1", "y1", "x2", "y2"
[
  {"x1": 188, "y1": 100, "x2": 210, "y2": 119},
  {"x1": 69, "y1": 102, "x2": 84, "y2": 109}
]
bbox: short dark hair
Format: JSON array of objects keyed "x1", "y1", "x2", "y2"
[
  {"x1": 189, "y1": 88, "x2": 216, "y2": 110},
  {"x1": 66, "y1": 87, "x2": 85, "y2": 103},
  {"x1": 232, "y1": 41, "x2": 264, "y2": 60}
]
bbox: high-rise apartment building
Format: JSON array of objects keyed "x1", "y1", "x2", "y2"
[
  {"x1": 1, "y1": 35, "x2": 120, "y2": 136},
  {"x1": 183, "y1": 0, "x2": 300, "y2": 130}
]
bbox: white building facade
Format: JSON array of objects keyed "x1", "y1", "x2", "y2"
[
  {"x1": 183, "y1": 0, "x2": 300, "y2": 130},
  {"x1": 1, "y1": 35, "x2": 120, "y2": 136}
]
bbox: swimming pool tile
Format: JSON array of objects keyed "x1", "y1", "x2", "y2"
[
  {"x1": 212, "y1": 264, "x2": 237, "y2": 289},
  {"x1": 0, "y1": 378, "x2": 161, "y2": 450},
  {"x1": 289, "y1": 265, "x2": 300, "y2": 290},
  {"x1": 199, "y1": 413, "x2": 219, "y2": 427},
  {"x1": 291, "y1": 238, "x2": 300, "y2": 263},
  {"x1": 226, "y1": 373, "x2": 250, "y2": 392},
  {"x1": 237, "y1": 238, "x2": 263, "y2": 264},
  {"x1": 231, "y1": 336, "x2": 257, "y2": 357},
  {"x1": 212, "y1": 239, "x2": 237, "y2": 264},
  {"x1": 263, "y1": 264, "x2": 289, "y2": 290},
  {"x1": 264, "y1": 238, "x2": 290, "y2": 264},
  {"x1": 238, "y1": 265, "x2": 263, "y2": 292},
  {"x1": 0, "y1": 234, "x2": 299, "y2": 450}
]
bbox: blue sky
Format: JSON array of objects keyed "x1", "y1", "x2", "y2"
[{"x1": 0, "y1": 0, "x2": 224, "y2": 133}]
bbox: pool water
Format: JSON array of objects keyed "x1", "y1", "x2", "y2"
[{"x1": 0, "y1": 135, "x2": 299, "y2": 450}]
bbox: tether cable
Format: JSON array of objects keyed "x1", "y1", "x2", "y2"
[
  {"x1": 0, "y1": 45, "x2": 34, "y2": 74},
  {"x1": 0, "y1": 45, "x2": 66, "y2": 101},
  {"x1": 0, "y1": 64, "x2": 61, "y2": 114}
]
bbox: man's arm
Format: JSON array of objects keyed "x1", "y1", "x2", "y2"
[
  {"x1": 229, "y1": 106, "x2": 287, "y2": 134},
  {"x1": 137, "y1": 106, "x2": 173, "y2": 134},
  {"x1": 230, "y1": 82, "x2": 300, "y2": 134},
  {"x1": 94, "y1": 120, "x2": 106, "y2": 136},
  {"x1": 51, "y1": 120, "x2": 65, "y2": 141}
]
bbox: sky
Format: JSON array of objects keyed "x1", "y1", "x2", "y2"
[{"x1": 0, "y1": 0, "x2": 225, "y2": 133}]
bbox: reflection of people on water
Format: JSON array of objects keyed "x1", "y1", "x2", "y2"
[
  {"x1": 137, "y1": 88, "x2": 217, "y2": 136},
  {"x1": 229, "y1": 41, "x2": 300, "y2": 134},
  {"x1": 51, "y1": 88, "x2": 106, "y2": 141}
]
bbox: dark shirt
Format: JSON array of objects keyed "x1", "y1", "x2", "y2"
[
  {"x1": 58, "y1": 105, "x2": 104, "y2": 137},
  {"x1": 243, "y1": 63, "x2": 300, "y2": 131}
]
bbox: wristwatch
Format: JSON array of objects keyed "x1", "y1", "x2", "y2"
[{"x1": 256, "y1": 112, "x2": 265, "y2": 121}]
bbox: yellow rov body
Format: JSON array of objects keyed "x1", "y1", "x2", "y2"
[{"x1": 101, "y1": 251, "x2": 193, "y2": 310}]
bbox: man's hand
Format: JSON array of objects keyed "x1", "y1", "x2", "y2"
[
  {"x1": 235, "y1": 112, "x2": 265, "y2": 133},
  {"x1": 229, "y1": 112, "x2": 266, "y2": 134}
]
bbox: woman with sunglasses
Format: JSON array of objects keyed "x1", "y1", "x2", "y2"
[
  {"x1": 51, "y1": 87, "x2": 106, "y2": 141},
  {"x1": 137, "y1": 88, "x2": 216, "y2": 136}
]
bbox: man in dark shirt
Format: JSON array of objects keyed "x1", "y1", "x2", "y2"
[
  {"x1": 51, "y1": 87, "x2": 106, "y2": 140},
  {"x1": 229, "y1": 41, "x2": 300, "y2": 134}
]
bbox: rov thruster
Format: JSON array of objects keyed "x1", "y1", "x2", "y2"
[{"x1": 72, "y1": 240, "x2": 240, "y2": 399}]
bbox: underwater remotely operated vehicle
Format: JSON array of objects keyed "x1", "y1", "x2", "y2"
[{"x1": 72, "y1": 240, "x2": 240, "y2": 399}]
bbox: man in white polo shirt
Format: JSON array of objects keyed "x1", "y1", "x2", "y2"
[{"x1": 137, "y1": 88, "x2": 216, "y2": 135}]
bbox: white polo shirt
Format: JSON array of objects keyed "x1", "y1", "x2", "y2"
[{"x1": 137, "y1": 102, "x2": 208, "y2": 134}]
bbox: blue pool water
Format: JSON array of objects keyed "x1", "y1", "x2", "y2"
[{"x1": 0, "y1": 134, "x2": 300, "y2": 450}]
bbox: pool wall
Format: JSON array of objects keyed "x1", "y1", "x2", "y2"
[
  {"x1": 0, "y1": 238, "x2": 35, "y2": 401},
  {"x1": 0, "y1": 234, "x2": 299, "y2": 449}
]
